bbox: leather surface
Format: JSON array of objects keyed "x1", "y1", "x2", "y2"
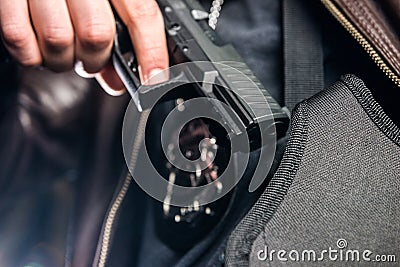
[
  {"x1": 333, "y1": 0, "x2": 400, "y2": 77},
  {"x1": 0, "y1": 67, "x2": 129, "y2": 267},
  {"x1": 383, "y1": 0, "x2": 400, "y2": 29}
]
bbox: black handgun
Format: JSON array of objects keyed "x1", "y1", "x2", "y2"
[{"x1": 113, "y1": 0, "x2": 289, "y2": 151}]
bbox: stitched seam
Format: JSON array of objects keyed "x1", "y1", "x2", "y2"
[
  {"x1": 341, "y1": 74, "x2": 400, "y2": 146},
  {"x1": 349, "y1": 0, "x2": 400, "y2": 58},
  {"x1": 342, "y1": 0, "x2": 400, "y2": 72},
  {"x1": 226, "y1": 100, "x2": 309, "y2": 266}
]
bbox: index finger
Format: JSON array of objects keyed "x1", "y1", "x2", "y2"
[{"x1": 111, "y1": 0, "x2": 169, "y2": 85}]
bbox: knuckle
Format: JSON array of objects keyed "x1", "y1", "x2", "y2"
[
  {"x1": 138, "y1": 35, "x2": 167, "y2": 57},
  {"x1": 1, "y1": 22, "x2": 42, "y2": 66},
  {"x1": 2, "y1": 23, "x2": 30, "y2": 48},
  {"x1": 142, "y1": 42, "x2": 166, "y2": 57},
  {"x1": 129, "y1": 0, "x2": 160, "y2": 21},
  {"x1": 79, "y1": 21, "x2": 114, "y2": 51},
  {"x1": 19, "y1": 55, "x2": 42, "y2": 67},
  {"x1": 42, "y1": 26, "x2": 74, "y2": 51}
]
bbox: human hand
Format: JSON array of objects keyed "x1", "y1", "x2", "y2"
[{"x1": 0, "y1": 0, "x2": 169, "y2": 92}]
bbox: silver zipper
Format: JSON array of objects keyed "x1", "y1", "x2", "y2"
[
  {"x1": 321, "y1": 0, "x2": 400, "y2": 87},
  {"x1": 97, "y1": 110, "x2": 150, "y2": 267}
]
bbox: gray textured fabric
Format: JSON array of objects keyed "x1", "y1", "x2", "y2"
[{"x1": 226, "y1": 74, "x2": 400, "y2": 266}]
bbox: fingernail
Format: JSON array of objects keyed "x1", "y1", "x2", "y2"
[{"x1": 144, "y1": 68, "x2": 169, "y2": 85}]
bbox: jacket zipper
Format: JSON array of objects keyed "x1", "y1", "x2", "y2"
[
  {"x1": 321, "y1": 0, "x2": 400, "y2": 88},
  {"x1": 96, "y1": 110, "x2": 150, "y2": 267}
]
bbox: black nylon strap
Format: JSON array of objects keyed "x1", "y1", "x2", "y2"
[{"x1": 283, "y1": 0, "x2": 324, "y2": 110}]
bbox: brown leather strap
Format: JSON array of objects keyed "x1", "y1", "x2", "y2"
[{"x1": 333, "y1": 0, "x2": 400, "y2": 77}]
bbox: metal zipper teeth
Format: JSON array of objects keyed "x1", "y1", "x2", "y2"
[
  {"x1": 97, "y1": 110, "x2": 151, "y2": 267},
  {"x1": 321, "y1": 0, "x2": 400, "y2": 88}
]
